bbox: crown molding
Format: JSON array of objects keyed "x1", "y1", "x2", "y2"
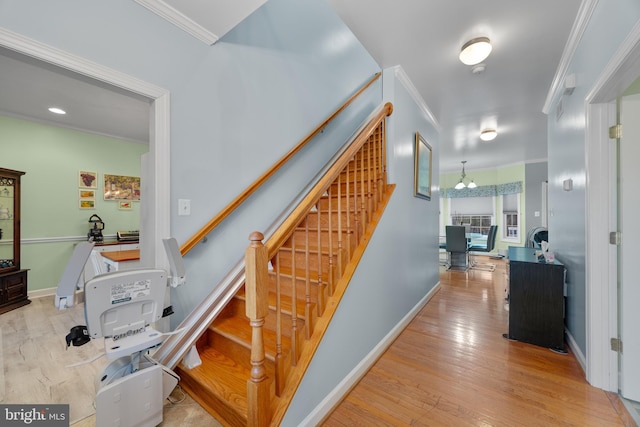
[
  {"x1": 391, "y1": 65, "x2": 441, "y2": 132},
  {"x1": 543, "y1": 0, "x2": 599, "y2": 114},
  {"x1": 134, "y1": 0, "x2": 219, "y2": 45}
]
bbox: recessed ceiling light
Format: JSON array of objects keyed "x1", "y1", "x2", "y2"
[
  {"x1": 480, "y1": 128, "x2": 497, "y2": 141},
  {"x1": 459, "y1": 37, "x2": 492, "y2": 65},
  {"x1": 48, "y1": 107, "x2": 66, "y2": 115}
]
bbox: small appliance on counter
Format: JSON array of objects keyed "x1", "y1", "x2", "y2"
[
  {"x1": 117, "y1": 230, "x2": 139, "y2": 242},
  {"x1": 88, "y1": 214, "x2": 104, "y2": 242}
]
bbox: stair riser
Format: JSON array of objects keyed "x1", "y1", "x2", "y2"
[
  {"x1": 206, "y1": 328, "x2": 277, "y2": 378},
  {"x1": 304, "y1": 210, "x2": 357, "y2": 229},
  {"x1": 288, "y1": 228, "x2": 357, "y2": 252},
  {"x1": 225, "y1": 297, "x2": 308, "y2": 340},
  {"x1": 274, "y1": 247, "x2": 338, "y2": 276},
  {"x1": 267, "y1": 273, "x2": 329, "y2": 304}
]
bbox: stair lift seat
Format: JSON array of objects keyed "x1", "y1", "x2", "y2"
[{"x1": 56, "y1": 239, "x2": 186, "y2": 427}]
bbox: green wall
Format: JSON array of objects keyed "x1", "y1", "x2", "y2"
[
  {"x1": 0, "y1": 115, "x2": 148, "y2": 292},
  {"x1": 440, "y1": 163, "x2": 526, "y2": 253}
]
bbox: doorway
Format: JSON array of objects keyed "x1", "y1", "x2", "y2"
[
  {"x1": 585, "y1": 21, "x2": 640, "y2": 425},
  {"x1": 0, "y1": 28, "x2": 170, "y2": 270}
]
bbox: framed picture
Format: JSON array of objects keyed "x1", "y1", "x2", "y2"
[
  {"x1": 414, "y1": 132, "x2": 432, "y2": 200},
  {"x1": 104, "y1": 174, "x2": 141, "y2": 200},
  {"x1": 118, "y1": 201, "x2": 132, "y2": 210},
  {"x1": 79, "y1": 189, "x2": 95, "y2": 200},
  {"x1": 79, "y1": 199, "x2": 95, "y2": 209},
  {"x1": 79, "y1": 170, "x2": 98, "y2": 188}
]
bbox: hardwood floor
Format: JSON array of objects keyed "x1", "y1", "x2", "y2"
[
  {"x1": 2, "y1": 259, "x2": 635, "y2": 426},
  {"x1": 323, "y1": 259, "x2": 636, "y2": 427}
]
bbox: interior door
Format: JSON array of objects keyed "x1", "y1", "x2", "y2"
[{"x1": 619, "y1": 93, "x2": 640, "y2": 401}]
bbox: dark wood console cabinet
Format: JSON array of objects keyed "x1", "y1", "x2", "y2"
[
  {"x1": 0, "y1": 168, "x2": 29, "y2": 315},
  {"x1": 505, "y1": 246, "x2": 565, "y2": 351}
]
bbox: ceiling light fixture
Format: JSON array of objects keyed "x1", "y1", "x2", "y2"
[
  {"x1": 48, "y1": 107, "x2": 66, "y2": 115},
  {"x1": 480, "y1": 128, "x2": 497, "y2": 141},
  {"x1": 459, "y1": 37, "x2": 492, "y2": 65},
  {"x1": 454, "y1": 160, "x2": 477, "y2": 190}
]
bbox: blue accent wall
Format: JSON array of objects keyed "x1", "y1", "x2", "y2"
[
  {"x1": 547, "y1": 0, "x2": 640, "y2": 355},
  {"x1": 2, "y1": 0, "x2": 442, "y2": 422}
]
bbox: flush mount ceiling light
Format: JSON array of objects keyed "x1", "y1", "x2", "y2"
[
  {"x1": 480, "y1": 128, "x2": 497, "y2": 141},
  {"x1": 48, "y1": 107, "x2": 66, "y2": 115},
  {"x1": 454, "y1": 160, "x2": 477, "y2": 190},
  {"x1": 459, "y1": 37, "x2": 492, "y2": 65}
]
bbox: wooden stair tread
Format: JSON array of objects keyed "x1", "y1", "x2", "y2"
[
  {"x1": 236, "y1": 288, "x2": 313, "y2": 320},
  {"x1": 177, "y1": 347, "x2": 250, "y2": 425},
  {"x1": 212, "y1": 315, "x2": 292, "y2": 361}
]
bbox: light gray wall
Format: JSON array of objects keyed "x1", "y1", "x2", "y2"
[
  {"x1": 282, "y1": 67, "x2": 441, "y2": 426},
  {"x1": 2, "y1": 0, "x2": 441, "y2": 422},
  {"x1": 546, "y1": 1, "x2": 640, "y2": 354},
  {"x1": 524, "y1": 161, "x2": 547, "y2": 231}
]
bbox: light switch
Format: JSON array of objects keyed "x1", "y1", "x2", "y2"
[
  {"x1": 534, "y1": 211, "x2": 540, "y2": 217},
  {"x1": 178, "y1": 199, "x2": 191, "y2": 216}
]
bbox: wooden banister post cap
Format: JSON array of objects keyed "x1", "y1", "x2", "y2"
[
  {"x1": 384, "y1": 102, "x2": 393, "y2": 116},
  {"x1": 248, "y1": 231, "x2": 264, "y2": 243}
]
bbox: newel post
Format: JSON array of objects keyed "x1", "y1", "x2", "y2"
[{"x1": 245, "y1": 231, "x2": 270, "y2": 426}]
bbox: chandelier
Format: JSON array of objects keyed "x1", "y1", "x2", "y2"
[{"x1": 454, "y1": 161, "x2": 477, "y2": 190}]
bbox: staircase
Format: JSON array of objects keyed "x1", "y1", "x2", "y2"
[{"x1": 169, "y1": 103, "x2": 394, "y2": 426}]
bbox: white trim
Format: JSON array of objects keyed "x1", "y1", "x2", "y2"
[
  {"x1": 0, "y1": 28, "x2": 171, "y2": 271},
  {"x1": 584, "y1": 20, "x2": 640, "y2": 392},
  {"x1": 29, "y1": 287, "x2": 84, "y2": 301},
  {"x1": 134, "y1": 0, "x2": 218, "y2": 45},
  {"x1": 391, "y1": 65, "x2": 442, "y2": 132},
  {"x1": 566, "y1": 328, "x2": 586, "y2": 372},
  {"x1": 543, "y1": 0, "x2": 599, "y2": 114},
  {"x1": 299, "y1": 283, "x2": 440, "y2": 426}
]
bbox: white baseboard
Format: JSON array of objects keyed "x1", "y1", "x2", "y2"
[
  {"x1": 566, "y1": 329, "x2": 586, "y2": 373},
  {"x1": 299, "y1": 281, "x2": 441, "y2": 426},
  {"x1": 29, "y1": 286, "x2": 85, "y2": 304}
]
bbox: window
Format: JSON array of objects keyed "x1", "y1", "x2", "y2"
[
  {"x1": 449, "y1": 196, "x2": 495, "y2": 236},
  {"x1": 502, "y1": 193, "x2": 520, "y2": 240},
  {"x1": 451, "y1": 214, "x2": 493, "y2": 236}
]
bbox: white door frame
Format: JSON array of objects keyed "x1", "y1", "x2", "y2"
[
  {"x1": 585, "y1": 21, "x2": 640, "y2": 392},
  {"x1": 0, "y1": 28, "x2": 171, "y2": 270}
]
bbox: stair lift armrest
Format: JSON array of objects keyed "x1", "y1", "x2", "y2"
[
  {"x1": 55, "y1": 242, "x2": 95, "y2": 310},
  {"x1": 163, "y1": 237, "x2": 186, "y2": 287}
]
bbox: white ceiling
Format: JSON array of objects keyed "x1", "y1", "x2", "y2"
[{"x1": 0, "y1": 0, "x2": 582, "y2": 173}]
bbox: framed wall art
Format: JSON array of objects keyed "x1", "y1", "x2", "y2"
[
  {"x1": 104, "y1": 174, "x2": 141, "y2": 201},
  {"x1": 79, "y1": 199, "x2": 95, "y2": 209},
  {"x1": 79, "y1": 189, "x2": 96, "y2": 200},
  {"x1": 414, "y1": 132, "x2": 432, "y2": 200},
  {"x1": 79, "y1": 170, "x2": 98, "y2": 188}
]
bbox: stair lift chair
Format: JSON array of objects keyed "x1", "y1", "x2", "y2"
[{"x1": 55, "y1": 238, "x2": 186, "y2": 427}]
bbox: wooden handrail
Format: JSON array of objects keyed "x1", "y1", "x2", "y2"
[
  {"x1": 180, "y1": 72, "x2": 382, "y2": 255},
  {"x1": 264, "y1": 102, "x2": 393, "y2": 257}
]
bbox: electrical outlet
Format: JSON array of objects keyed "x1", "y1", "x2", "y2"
[{"x1": 178, "y1": 199, "x2": 191, "y2": 216}]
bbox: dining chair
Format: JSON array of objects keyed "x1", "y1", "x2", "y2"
[
  {"x1": 445, "y1": 225, "x2": 469, "y2": 270},
  {"x1": 469, "y1": 225, "x2": 498, "y2": 271}
]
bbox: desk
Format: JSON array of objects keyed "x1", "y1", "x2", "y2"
[
  {"x1": 101, "y1": 249, "x2": 140, "y2": 272},
  {"x1": 505, "y1": 246, "x2": 565, "y2": 351}
]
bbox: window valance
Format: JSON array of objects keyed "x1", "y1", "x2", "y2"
[{"x1": 444, "y1": 181, "x2": 522, "y2": 198}]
